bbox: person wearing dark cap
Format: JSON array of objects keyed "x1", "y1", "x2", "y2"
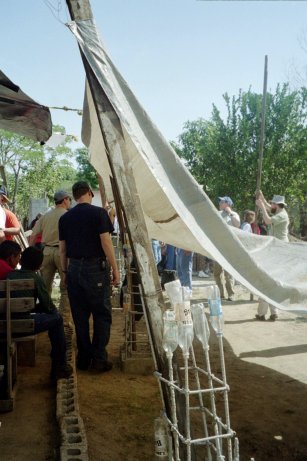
[
  {"x1": 213, "y1": 196, "x2": 240, "y2": 301},
  {"x1": 59, "y1": 181, "x2": 120, "y2": 373},
  {"x1": 0, "y1": 185, "x2": 21, "y2": 241},
  {"x1": 29, "y1": 189, "x2": 71, "y2": 311}
]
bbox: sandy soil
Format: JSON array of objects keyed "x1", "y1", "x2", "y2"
[
  {"x1": 0, "y1": 334, "x2": 58, "y2": 461},
  {"x1": 1, "y1": 278, "x2": 307, "y2": 460}
]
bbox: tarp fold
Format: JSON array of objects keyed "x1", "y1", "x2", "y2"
[
  {"x1": 68, "y1": 19, "x2": 307, "y2": 313},
  {"x1": 0, "y1": 70, "x2": 52, "y2": 143}
]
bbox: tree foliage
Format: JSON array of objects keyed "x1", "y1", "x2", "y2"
[
  {"x1": 75, "y1": 148, "x2": 99, "y2": 189},
  {"x1": 173, "y1": 84, "x2": 307, "y2": 229},
  {"x1": 0, "y1": 125, "x2": 76, "y2": 219}
]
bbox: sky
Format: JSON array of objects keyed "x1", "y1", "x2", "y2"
[{"x1": 1, "y1": 0, "x2": 306, "y2": 147}]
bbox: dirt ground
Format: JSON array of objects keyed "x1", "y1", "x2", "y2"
[{"x1": 1, "y1": 277, "x2": 307, "y2": 461}]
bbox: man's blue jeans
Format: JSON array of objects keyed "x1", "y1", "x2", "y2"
[
  {"x1": 33, "y1": 311, "x2": 66, "y2": 367},
  {"x1": 151, "y1": 239, "x2": 161, "y2": 265},
  {"x1": 67, "y1": 258, "x2": 112, "y2": 365},
  {"x1": 176, "y1": 249, "x2": 193, "y2": 291}
]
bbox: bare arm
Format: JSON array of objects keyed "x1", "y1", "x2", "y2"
[
  {"x1": 28, "y1": 220, "x2": 42, "y2": 246},
  {"x1": 256, "y1": 199, "x2": 272, "y2": 225},
  {"x1": 258, "y1": 190, "x2": 271, "y2": 211},
  {"x1": 224, "y1": 206, "x2": 240, "y2": 228},
  {"x1": 100, "y1": 232, "x2": 120, "y2": 285},
  {"x1": 4, "y1": 225, "x2": 21, "y2": 236},
  {"x1": 229, "y1": 214, "x2": 240, "y2": 228},
  {"x1": 59, "y1": 240, "x2": 68, "y2": 284}
]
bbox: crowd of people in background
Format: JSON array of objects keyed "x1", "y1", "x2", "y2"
[
  {"x1": 0, "y1": 181, "x2": 119, "y2": 381},
  {"x1": 0, "y1": 183, "x2": 290, "y2": 385},
  {"x1": 152, "y1": 192, "x2": 289, "y2": 324}
]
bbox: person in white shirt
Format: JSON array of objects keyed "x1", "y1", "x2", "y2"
[
  {"x1": 213, "y1": 196, "x2": 240, "y2": 301},
  {"x1": 241, "y1": 210, "x2": 256, "y2": 233}
]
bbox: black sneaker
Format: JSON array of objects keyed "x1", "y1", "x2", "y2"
[
  {"x1": 255, "y1": 314, "x2": 266, "y2": 321},
  {"x1": 76, "y1": 359, "x2": 92, "y2": 371},
  {"x1": 51, "y1": 363, "x2": 73, "y2": 380},
  {"x1": 269, "y1": 314, "x2": 278, "y2": 321},
  {"x1": 91, "y1": 360, "x2": 113, "y2": 373}
]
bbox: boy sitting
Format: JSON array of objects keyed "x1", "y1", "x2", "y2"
[{"x1": 0, "y1": 241, "x2": 72, "y2": 380}]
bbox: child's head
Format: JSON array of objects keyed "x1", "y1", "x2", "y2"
[
  {"x1": 0, "y1": 240, "x2": 22, "y2": 268},
  {"x1": 243, "y1": 210, "x2": 256, "y2": 224},
  {"x1": 20, "y1": 247, "x2": 44, "y2": 271}
]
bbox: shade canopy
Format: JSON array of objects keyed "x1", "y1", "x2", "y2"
[
  {"x1": 69, "y1": 18, "x2": 307, "y2": 314},
  {"x1": 0, "y1": 70, "x2": 52, "y2": 143}
]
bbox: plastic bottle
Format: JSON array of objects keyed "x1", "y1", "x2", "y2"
[
  {"x1": 177, "y1": 303, "x2": 194, "y2": 356},
  {"x1": 162, "y1": 310, "x2": 178, "y2": 355},
  {"x1": 177, "y1": 320, "x2": 194, "y2": 356},
  {"x1": 191, "y1": 303, "x2": 210, "y2": 349},
  {"x1": 208, "y1": 285, "x2": 224, "y2": 335},
  {"x1": 154, "y1": 417, "x2": 169, "y2": 458}
]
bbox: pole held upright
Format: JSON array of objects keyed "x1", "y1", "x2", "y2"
[{"x1": 256, "y1": 55, "x2": 268, "y2": 197}]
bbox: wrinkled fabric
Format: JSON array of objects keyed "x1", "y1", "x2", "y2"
[
  {"x1": 68, "y1": 19, "x2": 307, "y2": 313},
  {"x1": 0, "y1": 70, "x2": 51, "y2": 142}
]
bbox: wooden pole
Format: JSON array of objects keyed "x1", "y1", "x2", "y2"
[
  {"x1": 253, "y1": 55, "x2": 268, "y2": 242},
  {"x1": 66, "y1": 0, "x2": 172, "y2": 415},
  {"x1": 256, "y1": 55, "x2": 268, "y2": 197},
  {"x1": 97, "y1": 173, "x2": 107, "y2": 207},
  {"x1": 66, "y1": 4, "x2": 195, "y2": 456}
]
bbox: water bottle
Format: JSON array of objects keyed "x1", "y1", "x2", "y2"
[
  {"x1": 154, "y1": 417, "x2": 169, "y2": 458},
  {"x1": 162, "y1": 310, "x2": 178, "y2": 356},
  {"x1": 178, "y1": 321, "x2": 194, "y2": 356},
  {"x1": 208, "y1": 285, "x2": 224, "y2": 335},
  {"x1": 176, "y1": 301, "x2": 194, "y2": 355},
  {"x1": 191, "y1": 303, "x2": 210, "y2": 350}
]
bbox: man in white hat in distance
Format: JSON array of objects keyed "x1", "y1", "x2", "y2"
[
  {"x1": 255, "y1": 190, "x2": 289, "y2": 321},
  {"x1": 256, "y1": 191, "x2": 289, "y2": 242}
]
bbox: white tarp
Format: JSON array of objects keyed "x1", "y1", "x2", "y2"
[{"x1": 68, "y1": 19, "x2": 307, "y2": 313}]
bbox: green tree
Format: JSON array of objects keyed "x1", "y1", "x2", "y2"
[
  {"x1": 0, "y1": 125, "x2": 77, "y2": 220},
  {"x1": 173, "y1": 84, "x2": 307, "y2": 232},
  {"x1": 75, "y1": 148, "x2": 99, "y2": 189}
]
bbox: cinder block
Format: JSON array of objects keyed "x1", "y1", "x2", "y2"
[
  {"x1": 60, "y1": 415, "x2": 88, "y2": 450},
  {"x1": 57, "y1": 377, "x2": 77, "y2": 394},
  {"x1": 60, "y1": 445, "x2": 89, "y2": 461},
  {"x1": 56, "y1": 391, "x2": 79, "y2": 419}
]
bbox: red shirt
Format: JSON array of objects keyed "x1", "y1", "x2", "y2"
[
  {"x1": 0, "y1": 259, "x2": 13, "y2": 280},
  {"x1": 4, "y1": 209, "x2": 20, "y2": 241}
]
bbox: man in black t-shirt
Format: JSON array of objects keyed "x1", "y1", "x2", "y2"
[{"x1": 59, "y1": 181, "x2": 120, "y2": 372}]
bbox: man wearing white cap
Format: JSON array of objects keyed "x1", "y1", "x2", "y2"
[
  {"x1": 30, "y1": 190, "x2": 71, "y2": 311},
  {"x1": 255, "y1": 191, "x2": 289, "y2": 321},
  {"x1": 256, "y1": 192, "x2": 289, "y2": 241}
]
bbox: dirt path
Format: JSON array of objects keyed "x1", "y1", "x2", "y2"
[
  {"x1": 0, "y1": 334, "x2": 58, "y2": 461},
  {"x1": 77, "y1": 281, "x2": 307, "y2": 460},
  {"x1": 1, "y1": 277, "x2": 307, "y2": 460}
]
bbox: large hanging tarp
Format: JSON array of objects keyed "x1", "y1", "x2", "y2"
[
  {"x1": 68, "y1": 19, "x2": 307, "y2": 313},
  {"x1": 0, "y1": 70, "x2": 52, "y2": 143}
]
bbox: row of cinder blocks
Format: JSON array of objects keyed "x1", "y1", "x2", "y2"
[
  {"x1": 60, "y1": 416, "x2": 88, "y2": 461},
  {"x1": 57, "y1": 322, "x2": 89, "y2": 461}
]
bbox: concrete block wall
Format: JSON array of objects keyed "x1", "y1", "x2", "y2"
[{"x1": 57, "y1": 321, "x2": 89, "y2": 461}]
